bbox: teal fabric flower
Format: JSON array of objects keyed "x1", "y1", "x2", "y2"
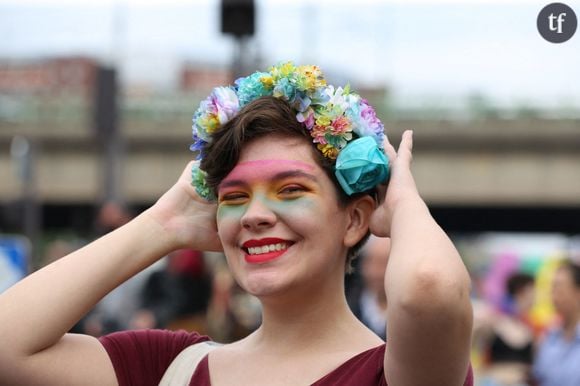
[
  {"x1": 235, "y1": 72, "x2": 272, "y2": 106},
  {"x1": 334, "y1": 136, "x2": 389, "y2": 196},
  {"x1": 191, "y1": 164, "x2": 216, "y2": 201}
]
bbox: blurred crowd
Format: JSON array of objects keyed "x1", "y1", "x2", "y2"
[
  {"x1": 39, "y1": 201, "x2": 262, "y2": 344},
  {"x1": 471, "y1": 262, "x2": 580, "y2": 386},
  {"x1": 22, "y1": 203, "x2": 580, "y2": 385},
  {"x1": 67, "y1": 246, "x2": 262, "y2": 344}
]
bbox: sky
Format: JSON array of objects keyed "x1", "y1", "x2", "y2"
[{"x1": 1, "y1": 0, "x2": 579, "y2": 108}]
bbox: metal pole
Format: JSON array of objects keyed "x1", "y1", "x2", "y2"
[
  {"x1": 10, "y1": 136, "x2": 41, "y2": 271},
  {"x1": 233, "y1": 36, "x2": 247, "y2": 79},
  {"x1": 94, "y1": 66, "x2": 123, "y2": 205},
  {"x1": 104, "y1": 118, "x2": 123, "y2": 204}
]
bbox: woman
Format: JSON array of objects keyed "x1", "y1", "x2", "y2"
[
  {"x1": 0, "y1": 63, "x2": 473, "y2": 385},
  {"x1": 347, "y1": 235, "x2": 391, "y2": 340},
  {"x1": 477, "y1": 273, "x2": 536, "y2": 385}
]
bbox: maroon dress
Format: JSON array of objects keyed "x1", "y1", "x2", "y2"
[{"x1": 100, "y1": 329, "x2": 473, "y2": 386}]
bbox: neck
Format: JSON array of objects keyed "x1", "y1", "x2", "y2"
[
  {"x1": 251, "y1": 273, "x2": 361, "y2": 353},
  {"x1": 563, "y1": 312, "x2": 580, "y2": 338}
]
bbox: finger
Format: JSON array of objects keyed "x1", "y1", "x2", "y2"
[
  {"x1": 396, "y1": 130, "x2": 413, "y2": 168},
  {"x1": 183, "y1": 160, "x2": 200, "y2": 181}
]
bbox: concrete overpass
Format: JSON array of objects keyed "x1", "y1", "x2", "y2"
[{"x1": 1, "y1": 115, "x2": 579, "y2": 207}]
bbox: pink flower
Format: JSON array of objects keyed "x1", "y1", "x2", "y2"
[
  {"x1": 311, "y1": 125, "x2": 328, "y2": 144},
  {"x1": 329, "y1": 116, "x2": 351, "y2": 135}
]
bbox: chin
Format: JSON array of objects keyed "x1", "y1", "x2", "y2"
[
  {"x1": 243, "y1": 279, "x2": 285, "y2": 297},
  {"x1": 240, "y1": 272, "x2": 295, "y2": 298}
]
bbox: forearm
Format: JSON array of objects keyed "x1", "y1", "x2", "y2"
[
  {"x1": 386, "y1": 195, "x2": 470, "y2": 309},
  {"x1": 0, "y1": 211, "x2": 175, "y2": 357},
  {"x1": 385, "y1": 194, "x2": 472, "y2": 343},
  {"x1": 384, "y1": 195, "x2": 472, "y2": 384}
]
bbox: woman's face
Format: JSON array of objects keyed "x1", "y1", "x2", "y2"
[
  {"x1": 216, "y1": 135, "x2": 353, "y2": 298},
  {"x1": 515, "y1": 284, "x2": 535, "y2": 313},
  {"x1": 551, "y1": 267, "x2": 580, "y2": 319}
]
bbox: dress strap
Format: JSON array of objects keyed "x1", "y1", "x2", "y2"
[{"x1": 159, "y1": 341, "x2": 221, "y2": 386}]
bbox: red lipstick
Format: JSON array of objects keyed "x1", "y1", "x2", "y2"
[{"x1": 242, "y1": 238, "x2": 292, "y2": 264}]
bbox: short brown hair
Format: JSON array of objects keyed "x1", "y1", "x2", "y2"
[
  {"x1": 506, "y1": 273, "x2": 534, "y2": 297},
  {"x1": 200, "y1": 96, "x2": 372, "y2": 271}
]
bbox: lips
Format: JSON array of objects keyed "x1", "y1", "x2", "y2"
[{"x1": 241, "y1": 237, "x2": 294, "y2": 264}]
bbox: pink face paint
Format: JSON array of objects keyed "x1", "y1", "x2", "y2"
[{"x1": 218, "y1": 159, "x2": 316, "y2": 192}]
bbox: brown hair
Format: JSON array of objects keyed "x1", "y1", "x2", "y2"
[
  {"x1": 200, "y1": 96, "x2": 372, "y2": 271},
  {"x1": 506, "y1": 273, "x2": 534, "y2": 297}
]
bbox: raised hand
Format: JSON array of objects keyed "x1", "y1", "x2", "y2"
[
  {"x1": 369, "y1": 130, "x2": 420, "y2": 237},
  {"x1": 146, "y1": 161, "x2": 223, "y2": 252},
  {"x1": 371, "y1": 130, "x2": 473, "y2": 386}
]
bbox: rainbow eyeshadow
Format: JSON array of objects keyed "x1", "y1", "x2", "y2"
[
  {"x1": 217, "y1": 159, "x2": 319, "y2": 221},
  {"x1": 217, "y1": 191, "x2": 317, "y2": 222},
  {"x1": 218, "y1": 159, "x2": 316, "y2": 192}
]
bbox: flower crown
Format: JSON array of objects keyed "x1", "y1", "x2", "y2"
[{"x1": 191, "y1": 62, "x2": 389, "y2": 200}]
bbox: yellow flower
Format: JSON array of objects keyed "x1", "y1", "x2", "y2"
[
  {"x1": 317, "y1": 143, "x2": 339, "y2": 159},
  {"x1": 297, "y1": 65, "x2": 326, "y2": 90},
  {"x1": 315, "y1": 115, "x2": 331, "y2": 127},
  {"x1": 270, "y1": 62, "x2": 296, "y2": 81},
  {"x1": 279, "y1": 62, "x2": 295, "y2": 77},
  {"x1": 203, "y1": 115, "x2": 220, "y2": 134},
  {"x1": 260, "y1": 75, "x2": 274, "y2": 89}
]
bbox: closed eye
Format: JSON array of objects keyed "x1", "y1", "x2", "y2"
[
  {"x1": 279, "y1": 185, "x2": 307, "y2": 196},
  {"x1": 219, "y1": 192, "x2": 249, "y2": 204}
]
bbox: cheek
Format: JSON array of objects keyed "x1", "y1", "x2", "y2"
[
  {"x1": 216, "y1": 196, "x2": 338, "y2": 234},
  {"x1": 217, "y1": 205, "x2": 245, "y2": 239},
  {"x1": 217, "y1": 204, "x2": 246, "y2": 221},
  {"x1": 270, "y1": 198, "x2": 319, "y2": 225}
]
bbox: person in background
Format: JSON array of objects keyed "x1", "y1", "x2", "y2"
[
  {"x1": 206, "y1": 260, "x2": 262, "y2": 343},
  {"x1": 481, "y1": 272, "x2": 536, "y2": 386},
  {"x1": 75, "y1": 201, "x2": 146, "y2": 335},
  {"x1": 533, "y1": 261, "x2": 580, "y2": 386},
  {"x1": 130, "y1": 249, "x2": 212, "y2": 333},
  {"x1": 347, "y1": 235, "x2": 390, "y2": 340}
]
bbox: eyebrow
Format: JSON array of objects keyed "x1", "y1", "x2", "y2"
[{"x1": 219, "y1": 170, "x2": 318, "y2": 190}]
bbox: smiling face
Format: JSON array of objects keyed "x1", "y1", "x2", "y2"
[{"x1": 216, "y1": 135, "x2": 354, "y2": 298}]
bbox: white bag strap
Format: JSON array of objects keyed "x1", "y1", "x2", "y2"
[{"x1": 159, "y1": 341, "x2": 221, "y2": 386}]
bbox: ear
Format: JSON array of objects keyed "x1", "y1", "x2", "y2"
[{"x1": 343, "y1": 195, "x2": 375, "y2": 248}]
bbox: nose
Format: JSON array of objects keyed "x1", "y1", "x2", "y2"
[{"x1": 240, "y1": 195, "x2": 277, "y2": 230}]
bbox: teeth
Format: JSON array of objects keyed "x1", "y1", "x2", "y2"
[{"x1": 246, "y1": 243, "x2": 288, "y2": 255}]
